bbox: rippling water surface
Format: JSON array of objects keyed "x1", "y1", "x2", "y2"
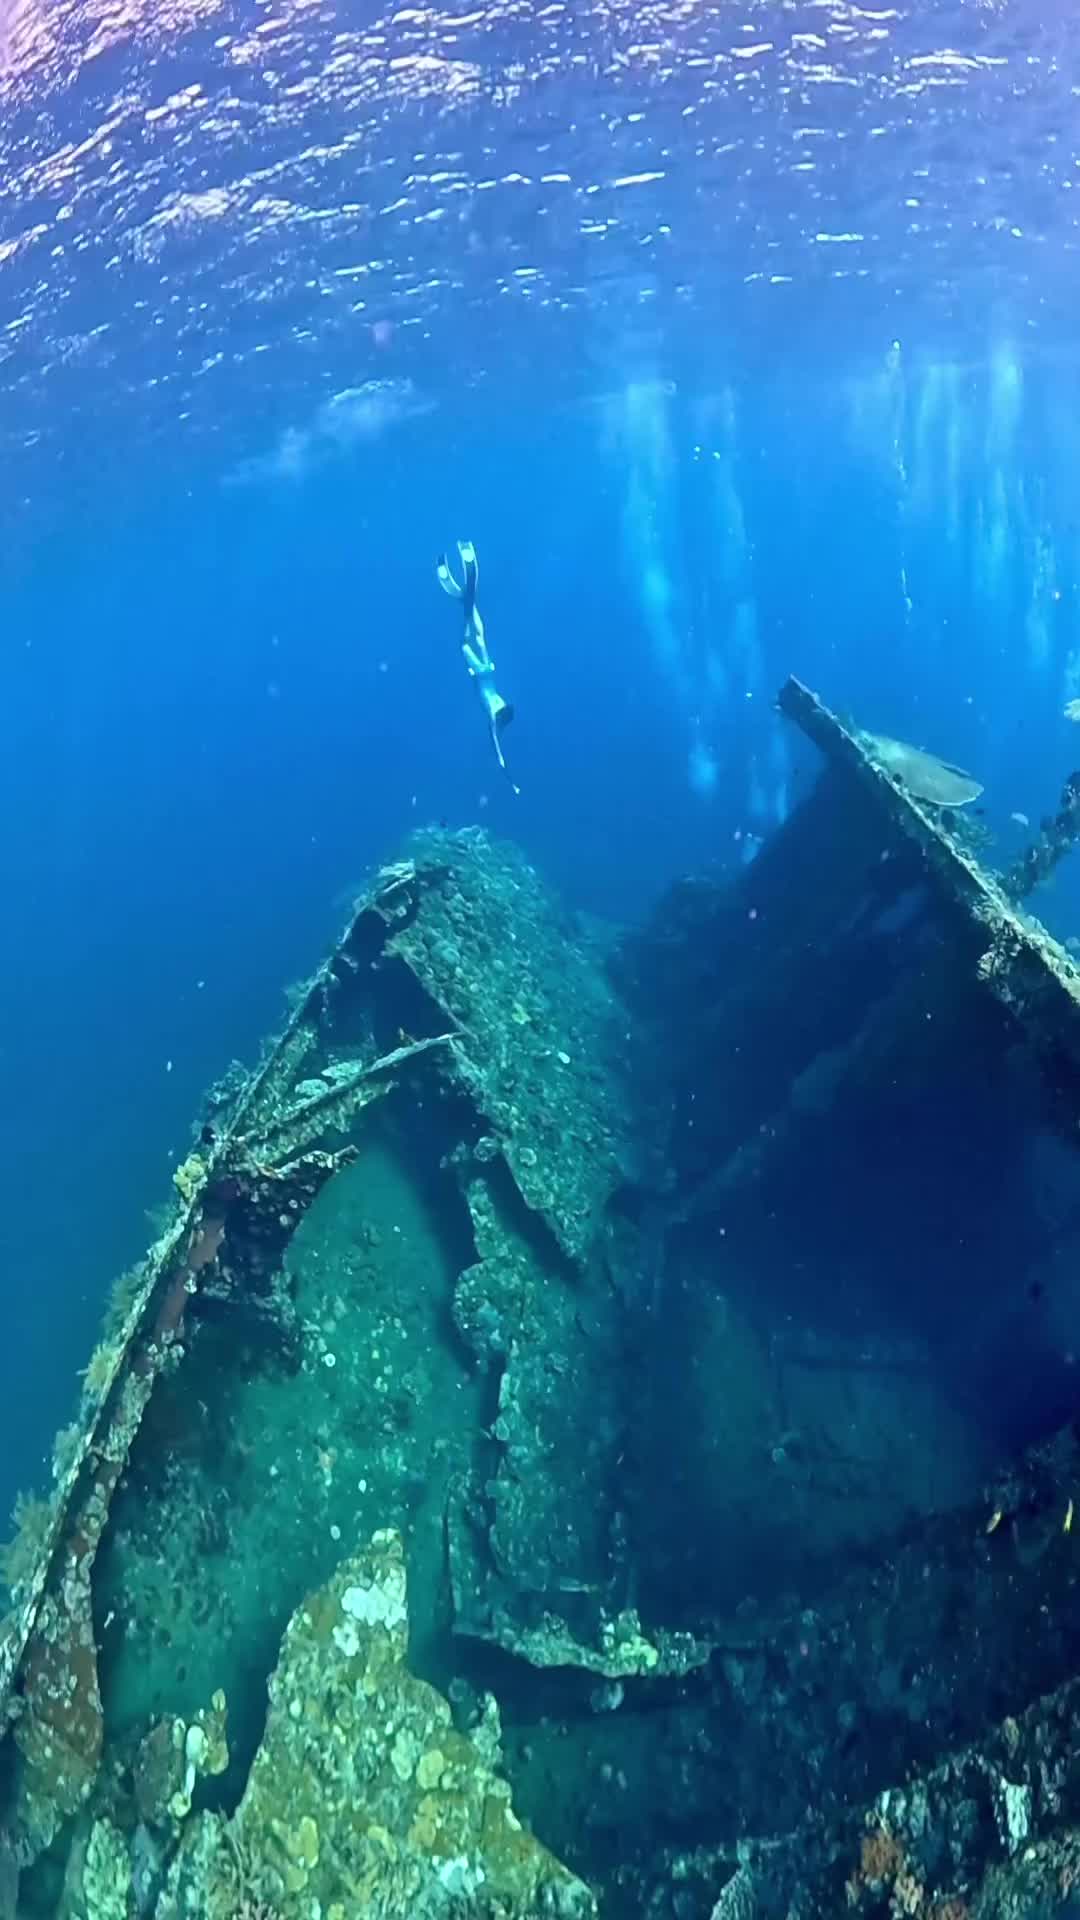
[{"x1": 1, "y1": 0, "x2": 1077, "y2": 495}]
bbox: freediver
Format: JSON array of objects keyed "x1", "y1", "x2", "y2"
[{"x1": 437, "y1": 539, "x2": 519, "y2": 793}]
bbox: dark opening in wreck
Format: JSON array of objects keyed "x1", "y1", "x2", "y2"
[{"x1": 5, "y1": 684, "x2": 1080, "y2": 1920}]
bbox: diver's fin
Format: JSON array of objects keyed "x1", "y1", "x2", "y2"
[
  {"x1": 436, "y1": 553, "x2": 462, "y2": 598},
  {"x1": 457, "y1": 540, "x2": 478, "y2": 620},
  {"x1": 458, "y1": 538, "x2": 478, "y2": 589}
]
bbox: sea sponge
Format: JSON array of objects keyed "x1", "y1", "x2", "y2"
[
  {"x1": 0, "y1": 1490, "x2": 55, "y2": 1598},
  {"x1": 173, "y1": 1153, "x2": 207, "y2": 1205},
  {"x1": 80, "y1": 1340, "x2": 118, "y2": 1405},
  {"x1": 860, "y1": 1825, "x2": 905, "y2": 1886}
]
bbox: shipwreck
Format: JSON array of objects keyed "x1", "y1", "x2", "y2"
[{"x1": 4, "y1": 680, "x2": 1080, "y2": 1920}]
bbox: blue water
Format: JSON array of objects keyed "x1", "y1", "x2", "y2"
[{"x1": 3, "y1": 0, "x2": 1080, "y2": 1535}]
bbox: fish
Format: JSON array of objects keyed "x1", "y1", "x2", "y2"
[{"x1": 863, "y1": 731, "x2": 984, "y2": 808}]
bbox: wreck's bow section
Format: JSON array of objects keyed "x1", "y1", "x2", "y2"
[{"x1": 9, "y1": 713, "x2": 1080, "y2": 1919}]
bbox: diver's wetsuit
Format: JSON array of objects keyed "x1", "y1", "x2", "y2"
[{"x1": 437, "y1": 539, "x2": 519, "y2": 793}]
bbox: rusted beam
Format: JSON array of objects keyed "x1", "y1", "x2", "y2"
[{"x1": 778, "y1": 676, "x2": 1080, "y2": 1090}]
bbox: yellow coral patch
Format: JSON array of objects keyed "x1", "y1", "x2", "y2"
[
  {"x1": 287, "y1": 1815, "x2": 319, "y2": 1866},
  {"x1": 408, "y1": 1794, "x2": 442, "y2": 1852},
  {"x1": 416, "y1": 1747, "x2": 445, "y2": 1791},
  {"x1": 173, "y1": 1153, "x2": 207, "y2": 1203}
]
